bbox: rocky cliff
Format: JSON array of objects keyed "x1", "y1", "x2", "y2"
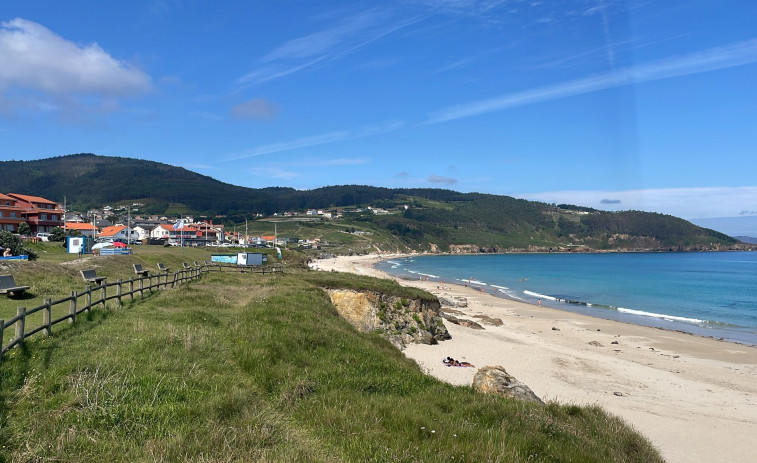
[{"x1": 325, "y1": 289, "x2": 451, "y2": 348}]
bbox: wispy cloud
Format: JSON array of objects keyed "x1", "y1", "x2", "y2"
[
  {"x1": 428, "y1": 174, "x2": 458, "y2": 184},
  {"x1": 293, "y1": 158, "x2": 369, "y2": 166},
  {"x1": 230, "y1": 98, "x2": 279, "y2": 120},
  {"x1": 520, "y1": 186, "x2": 757, "y2": 219},
  {"x1": 225, "y1": 120, "x2": 404, "y2": 160},
  {"x1": 237, "y1": 9, "x2": 422, "y2": 86},
  {"x1": 227, "y1": 131, "x2": 350, "y2": 160},
  {"x1": 426, "y1": 37, "x2": 757, "y2": 124},
  {"x1": 249, "y1": 166, "x2": 300, "y2": 180},
  {"x1": 191, "y1": 111, "x2": 223, "y2": 121},
  {"x1": 185, "y1": 163, "x2": 219, "y2": 170}
]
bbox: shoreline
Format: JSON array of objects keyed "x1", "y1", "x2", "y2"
[
  {"x1": 376, "y1": 252, "x2": 757, "y2": 346},
  {"x1": 313, "y1": 253, "x2": 757, "y2": 463}
]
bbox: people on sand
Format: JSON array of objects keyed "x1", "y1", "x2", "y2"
[{"x1": 443, "y1": 356, "x2": 474, "y2": 367}]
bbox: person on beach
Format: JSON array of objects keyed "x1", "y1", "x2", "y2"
[{"x1": 538, "y1": 298, "x2": 541, "y2": 308}]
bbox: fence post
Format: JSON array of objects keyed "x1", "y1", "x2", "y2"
[
  {"x1": 149, "y1": 275, "x2": 153, "y2": 292},
  {"x1": 102, "y1": 283, "x2": 107, "y2": 308},
  {"x1": 15, "y1": 307, "x2": 26, "y2": 346},
  {"x1": 117, "y1": 279, "x2": 122, "y2": 306},
  {"x1": 139, "y1": 276, "x2": 144, "y2": 297},
  {"x1": 72, "y1": 291, "x2": 79, "y2": 322},
  {"x1": 43, "y1": 298, "x2": 52, "y2": 336},
  {"x1": 0, "y1": 320, "x2": 4, "y2": 363},
  {"x1": 129, "y1": 278, "x2": 134, "y2": 301},
  {"x1": 86, "y1": 286, "x2": 92, "y2": 315}
]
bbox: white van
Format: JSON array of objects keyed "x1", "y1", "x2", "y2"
[{"x1": 36, "y1": 232, "x2": 51, "y2": 242}]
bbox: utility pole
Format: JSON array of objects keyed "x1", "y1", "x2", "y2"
[{"x1": 245, "y1": 218, "x2": 248, "y2": 251}]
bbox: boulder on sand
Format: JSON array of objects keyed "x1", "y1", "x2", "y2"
[{"x1": 472, "y1": 365, "x2": 543, "y2": 403}]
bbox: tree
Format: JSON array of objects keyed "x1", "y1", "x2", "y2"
[
  {"x1": 0, "y1": 231, "x2": 37, "y2": 260},
  {"x1": 50, "y1": 226, "x2": 66, "y2": 242},
  {"x1": 18, "y1": 222, "x2": 31, "y2": 236}
]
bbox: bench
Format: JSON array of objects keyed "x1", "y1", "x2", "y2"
[
  {"x1": 0, "y1": 274, "x2": 30, "y2": 297},
  {"x1": 80, "y1": 269, "x2": 107, "y2": 285},
  {"x1": 157, "y1": 262, "x2": 171, "y2": 273},
  {"x1": 133, "y1": 264, "x2": 150, "y2": 277}
]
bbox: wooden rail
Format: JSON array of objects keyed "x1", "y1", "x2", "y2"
[{"x1": 0, "y1": 263, "x2": 229, "y2": 363}]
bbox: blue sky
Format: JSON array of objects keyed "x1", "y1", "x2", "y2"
[{"x1": 2, "y1": 1, "x2": 757, "y2": 221}]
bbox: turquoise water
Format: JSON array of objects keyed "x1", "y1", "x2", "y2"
[{"x1": 374, "y1": 252, "x2": 757, "y2": 345}]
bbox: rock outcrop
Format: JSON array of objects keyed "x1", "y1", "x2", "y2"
[
  {"x1": 472, "y1": 365, "x2": 543, "y2": 403},
  {"x1": 326, "y1": 289, "x2": 451, "y2": 348}
]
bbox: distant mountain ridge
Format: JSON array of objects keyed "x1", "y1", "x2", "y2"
[
  {"x1": 734, "y1": 236, "x2": 757, "y2": 244},
  {"x1": 1, "y1": 153, "x2": 745, "y2": 252}
]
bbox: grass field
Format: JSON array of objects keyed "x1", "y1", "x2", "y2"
[{"x1": 0, "y1": 247, "x2": 662, "y2": 462}]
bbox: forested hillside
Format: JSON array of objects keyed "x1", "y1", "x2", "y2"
[{"x1": 1, "y1": 154, "x2": 742, "y2": 251}]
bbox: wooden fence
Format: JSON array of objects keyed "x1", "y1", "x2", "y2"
[{"x1": 0, "y1": 262, "x2": 281, "y2": 363}]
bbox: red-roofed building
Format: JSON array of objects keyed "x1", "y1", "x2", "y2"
[
  {"x1": 0, "y1": 193, "x2": 25, "y2": 233},
  {"x1": 98, "y1": 225, "x2": 138, "y2": 241},
  {"x1": 6, "y1": 193, "x2": 64, "y2": 234},
  {"x1": 64, "y1": 222, "x2": 97, "y2": 237}
]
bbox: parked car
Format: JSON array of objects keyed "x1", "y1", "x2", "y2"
[{"x1": 36, "y1": 232, "x2": 51, "y2": 242}]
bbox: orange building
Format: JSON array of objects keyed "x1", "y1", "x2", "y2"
[
  {"x1": 0, "y1": 193, "x2": 25, "y2": 233},
  {"x1": 5, "y1": 193, "x2": 64, "y2": 235}
]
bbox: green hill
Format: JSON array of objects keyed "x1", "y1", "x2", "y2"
[
  {"x1": 0, "y1": 153, "x2": 741, "y2": 252},
  {"x1": 0, "y1": 251, "x2": 663, "y2": 462}
]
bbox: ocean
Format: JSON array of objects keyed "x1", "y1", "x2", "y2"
[{"x1": 374, "y1": 252, "x2": 757, "y2": 345}]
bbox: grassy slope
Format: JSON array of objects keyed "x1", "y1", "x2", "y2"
[{"x1": 0, "y1": 250, "x2": 662, "y2": 462}]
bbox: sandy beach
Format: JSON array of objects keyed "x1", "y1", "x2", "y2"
[{"x1": 314, "y1": 254, "x2": 757, "y2": 463}]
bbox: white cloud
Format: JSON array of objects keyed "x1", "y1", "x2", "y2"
[
  {"x1": 0, "y1": 18, "x2": 152, "y2": 97},
  {"x1": 426, "y1": 37, "x2": 757, "y2": 124},
  {"x1": 519, "y1": 186, "x2": 757, "y2": 219}
]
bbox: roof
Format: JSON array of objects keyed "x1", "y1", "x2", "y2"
[
  {"x1": 99, "y1": 225, "x2": 126, "y2": 237},
  {"x1": 64, "y1": 222, "x2": 96, "y2": 231},
  {"x1": 6, "y1": 193, "x2": 59, "y2": 206},
  {"x1": 0, "y1": 193, "x2": 17, "y2": 201}
]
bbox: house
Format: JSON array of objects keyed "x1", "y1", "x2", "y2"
[
  {"x1": 6, "y1": 193, "x2": 64, "y2": 234},
  {"x1": 63, "y1": 222, "x2": 97, "y2": 237},
  {"x1": 132, "y1": 225, "x2": 156, "y2": 241},
  {"x1": 0, "y1": 193, "x2": 25, "y2": 233},
  {"x1": 98, "y1": 225, "x2": 139, "y2": 241},
  {"x1": 151, "y1": 224, "x2": 199, "y2": 242},
  {"x1": 151, "y1": 224, "x2": 173, "y2": 240}
]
